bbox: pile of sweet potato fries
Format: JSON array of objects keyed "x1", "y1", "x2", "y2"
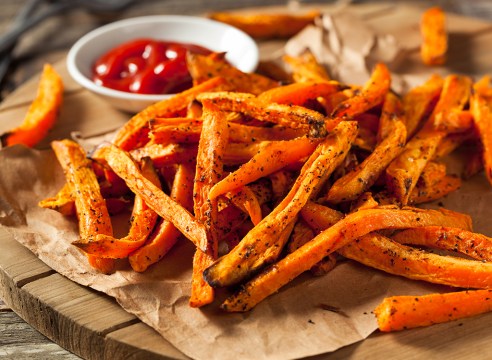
[{"x1": 31, "y1": 18, "x2": 492, "y2": 333}]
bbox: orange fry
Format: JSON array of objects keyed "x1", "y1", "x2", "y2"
[
  {"x1": 470, "y1": 77, "x2": 492, "y2": 185},
  {"x1": 129, "y1": 162, "x2": 195, "y2": 272},
  {"x1": 258, "y1": 81, "x2": 343, "y2": 106},
  {"x1": 283, "y1": 49, "x2": 331, "y2": 83},
  {"x1": 197, "y1": 91, "x2": 328, "y2": 137},
  {"x1": 392, "y1": 226, "x2": 492, "y2": 261},
  {"x1": 420, "y1": 6, "x2": 447, "y2": 66},
  {"x1": 326, "y1": 113, "x2": 406, "y2": 204},
  {"x1": 2, "y1": 64, "x2": 63, "y2": 148},
  {"x1": 190, "y1": 101, "x2": 229, "y2": 307},
  {"x1": 331, "y1": 63, "x2": 390, "y2": 120},
  {"x1": 101, "y1": 144, "x2": 208, "y2": 251},
  {"x1": 339, "y1": 232, "x2": 492, "y2": 290},
  {"x1": 375, "y1": 289, "x2": 492, "y2": 332},
  {"x1": 187, "y1": 52, "x2": 278, "y2": 95},
  {"x1": 403, "y1": 74, "x2": 443, "y2": 138},
  {"x1": 51, "y1": 139, "x2": 114, "y2": 274},
  {"x1": 112, "y1": 76, "x2": 228, "y2": 151},
  {"x1": 220, "y1": 207, "x2": 472, "y2": 311},
  {"x1": 209, "y1": 136, "x2": 321, "y2": 199},
  {"x1": 208, "y1": 11, "x2": 319, "y2": 39}
]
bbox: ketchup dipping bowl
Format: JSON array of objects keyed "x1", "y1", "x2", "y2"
[{"x1": 67, "y1": 15, "x2": 259, "y2": 113}]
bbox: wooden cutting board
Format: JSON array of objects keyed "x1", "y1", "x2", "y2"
[{"x1": 2, "y1": 3, "x2": 492, "y2": 359}]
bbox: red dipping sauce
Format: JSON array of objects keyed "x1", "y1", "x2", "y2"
[{"x1": 92, "y1": 38, "x2": 211, "y2": 95}]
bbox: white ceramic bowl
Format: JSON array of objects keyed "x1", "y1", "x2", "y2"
[{"x1": 66, "y1": 15, "x2": 259, "y2": 113}]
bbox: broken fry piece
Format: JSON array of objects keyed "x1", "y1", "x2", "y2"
[
  {"x1": 2, "y1": 64, "x2": 63, "y2": 148},
  {"x1": 421, "y1": 7, "x2": 447, "y2": 66}
]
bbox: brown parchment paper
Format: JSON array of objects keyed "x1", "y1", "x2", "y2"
[{"x1": 1, "y1": 8, "x2": 492, "y2": 360}]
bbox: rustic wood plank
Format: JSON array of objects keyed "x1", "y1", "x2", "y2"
[
  {"x1": 0, "y1": 311, "x2": 81, "y2": 360},
  {"x1": 105, "y1": 323, "x2": 188, "y2": 360}
]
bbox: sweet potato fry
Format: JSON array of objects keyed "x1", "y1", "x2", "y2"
[
  {"x1": 129, "y1": 162, "x2": 195, "y2": 272},
  {"x1": 149, "y1": 118, "x2": 202, "y2": 144},
  {"x1": 403, "y1": 74, "x2": 443, "y2": 138},
  {"x1": 208, "y1": 136, "x2": 321, "y2": 200},
  {"x1": 392, "y1": 226, "x2": 492, "y2": 262},
  {"x1": 72, "y1": 157, "x2": 161, "y2": 258},
  {"x1": 283, "y1": 49, "x2": 331, "y2": 83},
  {"x1": 51, "y1": 139, "x2": 114, "y2": 274},
  {"x1": 220, "y1": 206, "x2": 472, "y2": 311},
  {"x1": 197, "y1": 91, "x2": 328, "y2": 137},
  {"x1": 339, "y1": 232, "x2": 492, "y2": 289},
  {"x1": 101, "y1": 144, "x2": 208, "y2": 251},
  {"x1": 386, "y1": 74, "x2": 471, "y2": 205},
  {"x1": 203, "y1": 121, "x2": 358, "y2": 288},
  {"x1": 377, "y1": 92, "x2": 405, "y2": 143},
  {"x1": 130, "y1": 143, "x2": 198, "y2": 167},
  {"x1": 331, "y1": 63, "x2": 390, "y2": 120},
  {"x1": 375, "y1": 289, "x2": 492, "y2": 332},
  {"x1": 420, "y1": 6, "x2": 447, "y2": 66},
  {"x1": 190, "y1": 101, "x2": 229, "y2": 307},
  {"x1": 326, "y1": 114, "x2": 406, "y2": 204},
  {"x1": 409, "y1": 174, "x2": 461, "y2": 204},
  {"x1": 208, "y1": 11, "x2": 319, "y2": 39},
  {"x1": 228, "y1": 122, "x2": 305, "y2": 143},
  {"x1": 112, "y1": 76, "x2": 228, "y2": 151},
  {"x1": 227, "y1": 183, "x2": 271, "y2": 226},
  {"x1": 2, "y1": 64, "x2": 63, "y2": 148},
  {"x1": 257, "y1": 82, "x2": 343, "y2": 106},
  {"x1": 187, "y1": 52, "x2": 278, "y2": 95},
  {"x1": 300, "y1": 201, "x2": 343, "y2": 232},
  {"x1": 470, "y1": 77, "x2": 492, "y2": 185}
]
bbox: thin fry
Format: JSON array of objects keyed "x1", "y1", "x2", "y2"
[{"x1": 375, "y1": 290, "x2": 492, "y2": 332}]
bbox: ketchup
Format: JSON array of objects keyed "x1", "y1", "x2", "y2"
[{"x1": 92, "y1": 38, "x2": 211, "y2": 95}]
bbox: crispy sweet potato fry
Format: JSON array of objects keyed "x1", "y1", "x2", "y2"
[
  {"x1": 209, "y1": 136, "x2": 321, "y2": 200},
  {"x1": 130, "y1": 143, "x2": 198, "y2": 167},
  {"x1": 339, "y1": 232, "x2": 492, "y2": 289},
  {"x1": 220, "y1": 207, "x2": 472, "y2": 311},
  {"x1": 72, "y1": 157, "x2": 161, "y2": 258},
  {"x1": 326, "y1": 114, "x2": 406, "y2": 203},
  {"x1": 2, "y1": 64, "x2": 63, "y2": 148},
  {"x1": 129, "y1": 162, "x2": 195, "y2": 272},
  {"x1": 392, "y1": 226, "x2": 492, "y2": 261},
  {"x1": 112, "y1": 76, "x2": 228, "y2": 151},
  {"x1": 421, "y1": 6, "x2": 447, "y2": 66},
  {"x1": 283, "y1": 49, "x2": 331, "y2": 83},
  {"x1": 470, "y1": 77, "x2": 492, "y2": 185},
  {"x1": 331, "y1": 63, "x2": 390, "y2": 120},
  {"x1": 403, "y1": 74, "x2": 443, "y2": 138},
  {"x1": 190, "y1": 101, "x2": 229, "y2": 307},
  {"x1": 208, "y1": 11, "x2": 319, "y2": 39},
  {"x1": 386, "y1": 75, "x2": 471, "y2": 205},
  {"x1": 375, "y1": 289, "x2": 492, "y2": 332},
  {"x1": 409, "y1": 174, "x2": 461, "y2": 204},
  {"x1": 258, "y1": 82, "x2": 343, "y2": 106},
  {"x1": 101, "y1": 144, "x2": 208, "y2": 251},
  {"x1": 51, "y1": 139, "x2": 115, "y2": 274},
  {"x1": 187, "y1": 52, "x2": 278, "y2": 95},
  {"x1": 197, "y1": 91, "x2": 328, "y2": 137},
  {"x1": 203, "y1": 121, "x2": 358, "y2": 288},
  {"x1": 300, "y1": 201, "x2": 343, "y2": 232}
]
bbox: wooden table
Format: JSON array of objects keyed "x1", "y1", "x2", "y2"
[{"x1": 1, "y1": 0, "x2": 492, "y2": 359}]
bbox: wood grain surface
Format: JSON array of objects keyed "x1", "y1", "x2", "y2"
[{"x1": 1, "y1": 1, "x2": 492, "y2": 359}]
